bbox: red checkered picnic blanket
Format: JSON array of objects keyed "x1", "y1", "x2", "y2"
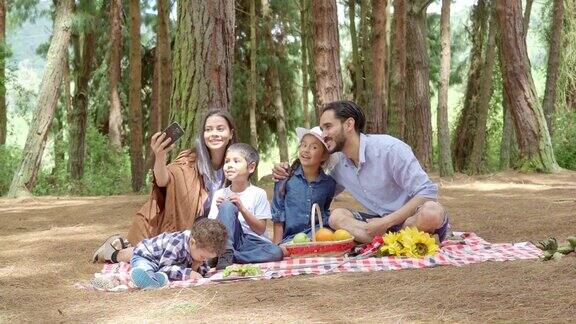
[{"x1": 76, "y1": 232, "x2": 542, "y2": 291}]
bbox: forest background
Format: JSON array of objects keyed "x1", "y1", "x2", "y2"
[{"x1": 0, "y1": 0, "x2": 574, "y2": 197}]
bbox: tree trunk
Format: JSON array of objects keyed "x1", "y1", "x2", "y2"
[
  {"x1": 108, "y1": 0, "x2": 123, "y2": 150},
  {"x1": 523, "y1": 0, "x2": 534, "y2": 38},
  {"x1": 359, "y1": 0, "x2": 372, "y2": 123},
  {"x1": 311, "y1": 0, "x2": 342, "y2": 117},
  {"x1": 437, "y1": 0, "x2": 453, "y2": 177},
  {"x1": 128, "y1": 0, "x2": 144, "y2": 192},
  {"x1": 468, "y1": 12, "x2": 497, "y2": 174},
  {"x1": 404, "y1": 0, "x2": 433, "y2": 171},
  {"x1": 495, "y1": 0, "x2": 558, "y2": 172},
  {"x1": 304, "y1": 0, "x2": 317, "y2": 117},
  {"x1": 542, "y1": 0, "x2": 564, "y2": 135},
  {"x1": 171, "y1": 0, "x2": 235, "y2": 151},
  {"x1": 369, "y1": 0, "x2": 388, "y2": 133},
  {"x1": 0, "y1": 0, "x2": 6, "y2": 145},
  {"x1": 249, "y1": 0, "x2": 258, "y2": 181},
  {"x1": 452, "y1": 0, "x2": 489, "y2": 172},
  {"x1": 262, "y1": 0, "x2": 289, "y2": 162},
  {"x1": 300, "y1": 0, "x2": 310, "y2": 128},
  {"x1": 157, "y1": 0, "x2": 171, "y2": 132},
  {"x1": 499, "y1": 99, "x2": 514, "y2": 169},
  {"x1": 8, "y1": 0, "x2": 74, "y2": 197},
  {"x1": 348, "y1": 0, "x2": 364, "y2": 109},
  {"x1": 69, "y1": 4, "x2": 95, "y2": 180},
  {"x1": 387, "y1": 0, "x2": 407, "y2": 139}
]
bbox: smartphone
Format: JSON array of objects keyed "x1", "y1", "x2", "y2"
[{"x1": 162, "y1": 122, "x2": 185, "y2": 147}]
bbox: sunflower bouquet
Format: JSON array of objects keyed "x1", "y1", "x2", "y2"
[{"x1": 377, "y1": 227, "x2": 439, "y2": 258}]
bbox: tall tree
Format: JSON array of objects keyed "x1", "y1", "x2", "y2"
[
  {"x1": 300, "y1": 0, "x2": 310, "y2": 128},
  {"x1": 0, "y1": 0, "x2": 6, "y2": 145},
  {"x1": 436, "y1": 0, "x2": 453, "y2": 177},
  {"x1": 404, "y1": 0, "x2": 433, "y2": 170},
  {"x1": 369, "y1": 0, "x2": 388, "y2": 133},
  {"x1": 452, "y1": 0, "x2": 489, "y2": 172},
  {"x1": 348, "y1": 0, "x2": 364, "y2": 110},
  {"x1": 68, "y1": 0, "x2": 96, "y2": 180},
  {"x1": 8, "y1": 0, "x2": 74, "y2": 197},
  {"x1": 495, "y1": 0, "x2": 558, "y2": 172},
  {"x1": 171, "y1": 0, "x2": 235, "y2": 150},
  {"x1": 542, "y1": 0, "x2": 564, "y2": 134},
  {"x1": 261, "y1": 0, "x2": 289, "y2": 162},
  {"x1": 387, "y1": 0, "x2": 407, "y2": 139},
  {"x1": 156, "y1": 0, "x2": 171, "y2": 132},
  {"x1": 311, "y1": 0, "x2": 342, "y2": 117},
  {"x1": 304, "y1": 0, "x2": 317, "y2": 115},
  {"x1": 522, "y1": 0, "x2": 534, "y2": 38},
  {"x1": 108, "y1": 0, "x2": 123, "y2": 150},
  {"x1": 468, "y1": 12, "x2": 497, "y2": 174},
  {"x1": 128, "y1": 0, "x2": 144, "y2": 192},
  {"x1": 249, "y1": 0, "x2": 258, "y2": 180}
]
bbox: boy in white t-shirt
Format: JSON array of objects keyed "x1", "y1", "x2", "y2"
[{"x1": 208, "y1": 143, "x2": 283, "y2": 269}]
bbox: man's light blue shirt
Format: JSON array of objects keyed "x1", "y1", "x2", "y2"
[{"x1": 330, "y1": 133, "x2": 438, "y2": 216}]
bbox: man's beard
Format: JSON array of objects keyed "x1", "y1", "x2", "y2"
[{"x1": 328, "y1": 134, "x2": 345, "y2": 153}]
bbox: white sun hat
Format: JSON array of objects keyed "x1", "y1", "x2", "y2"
[
  {"x1": 295, "y1": 126, "x2": 328, "y2": 150},
  {"x1": 295, "y1": 126, "x2": 340, "y2": 173}
]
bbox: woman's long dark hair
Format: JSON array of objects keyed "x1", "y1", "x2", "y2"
[{"x1": 195, "y1": 109, "x2": 238, "y2": 184}]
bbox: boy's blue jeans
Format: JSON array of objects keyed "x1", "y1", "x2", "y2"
[
  {"x1": 217, "y1": 202, "x2": 283, "y2": 263},
  {"x1": 130, "y1": 255, "x2": 158, "y2": 274}
]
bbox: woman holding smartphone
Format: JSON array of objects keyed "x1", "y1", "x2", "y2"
[{"x1": 92, "y1": 109, "x2": 237, "y2": 264}]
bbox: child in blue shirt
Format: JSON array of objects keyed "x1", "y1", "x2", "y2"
[
  {"x1": 272, "y1": 126, "x2": 337, "y2": 246},
  {"x1": 130, "y1": 218, "x2": 227, "y2": 289}
]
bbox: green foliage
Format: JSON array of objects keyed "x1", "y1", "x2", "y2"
[
  {"x1": 33, "y1": 127, "x2": 133, "y2": 196},
  {"x1": 552, "y1": 112, "x2": 576, "y2": 170},
  {"x1": 231, "y1": 0, "x2": 302, "y2": 160},
  {"x1": 0, "y1": 145, "x2": 22, "y2": 196}
]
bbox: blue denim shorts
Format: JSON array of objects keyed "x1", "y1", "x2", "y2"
[{"x1": 349, "y1": 206, "x2": 451, "y2": 242}]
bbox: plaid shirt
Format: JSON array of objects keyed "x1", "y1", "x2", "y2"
[{"x1": 133, "y1": 230, "x2": 209, "y2": 280}]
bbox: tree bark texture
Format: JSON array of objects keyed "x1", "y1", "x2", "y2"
[
  {"x1": 8, "y1": 0, "x2": 73, "y2": 197},
  {"x1": 387, "y1": 0, "x2": 407, "y2": 139},
  {"x1": 171, "y1": 0, "x2": 235, "y2": 151},
  {"x1": 404, "y1": 0, "x2": 433, "y2": 171},
  {"x1": 452, "y1": 0, "x2": 489, "y2": 172},
  {"x1": 542, "y1": 0, "x2": 564, "y2": 135},
  {"x1": 436, "y1": 0, "x2": 453, "y2": 177},
  {"x1": 495, "y1": 0, "x2": 558, "y2": 172},
  {"x1": 249, "y1": 0, "x2": 258, "y2": 181},
  {"x1": 0, "y1": 0, "x2": 6, "y2": 145},
  {"x1": 108, "y1": 0, "x2": 123, "y2": 150},
  {"x1": 262, "y1": 0, "x2": 289, "y2": 162},
  {"x1": 69, "y1": 4, "x2": 95, "y2": 180},
  {"x1": 311, "y1": 0, "x2": 342, "y2": 118},
  {"x1": 468, "y1": 12, "x2": 497, "y2": 174},
  {"x1": 348, "y1": 0, "x2": 364, "y2": 110},
  {"x1": 369, "y1": 0, "x2": 388, "y2": 133},
  {"x1": 128, "y1": 0, "x2": 144, "y2": 191},
  {"x1": 157, "y1": 0, "x2": 171, "y2": 132},
  {"x1": 522, "y1": 0, "x2": 534, "y2": 39},
  {"x1": 300, "y1": 0, "x2": 310, "y2": 128}
]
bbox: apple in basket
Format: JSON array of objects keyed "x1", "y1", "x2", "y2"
[{"x1": 293, "y1": 232, "x2": 311, "y2": 243}]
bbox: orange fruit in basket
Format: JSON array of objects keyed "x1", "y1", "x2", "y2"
[
  {"x1": 333, "y1": 229, "x2": 353, "y2": 241},
  {"x1": 315, "y1": 228, "x2": 335, "y2": 241}
]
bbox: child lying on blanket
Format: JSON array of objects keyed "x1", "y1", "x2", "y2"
[
  {"x1": 130, "y1": 218, "x2": 227, "y2": 289},
  {"x1": 271, "y1": 126, "x2": 337, "y2": 248}
]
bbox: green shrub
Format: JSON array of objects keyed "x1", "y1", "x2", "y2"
[
  {"x1": 0, "y1": 145, "x2": 23, "y2": 195},
  {"x1": 553, "y1": 112, "x2": 576, "y2": 170},
  {"x1": 34, "y1": 127, "x2": 134, "y2": 196}
]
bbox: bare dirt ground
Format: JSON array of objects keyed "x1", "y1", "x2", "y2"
[{"x1": 1, "y1": 171, "x2": 575, "y2": 323}]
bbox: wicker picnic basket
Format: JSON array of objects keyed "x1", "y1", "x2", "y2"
[{"x1": 282, "y1": 203, "x2": 355, "y2": 258}]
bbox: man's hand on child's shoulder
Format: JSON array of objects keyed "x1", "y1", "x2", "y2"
[{"x1": 272, "y1": 162, "x2": 290, "y2": 182}]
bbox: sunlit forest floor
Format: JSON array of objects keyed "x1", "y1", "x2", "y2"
[{"x1": 1, "y1": 171, "x2": 575, "y2": 322}]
